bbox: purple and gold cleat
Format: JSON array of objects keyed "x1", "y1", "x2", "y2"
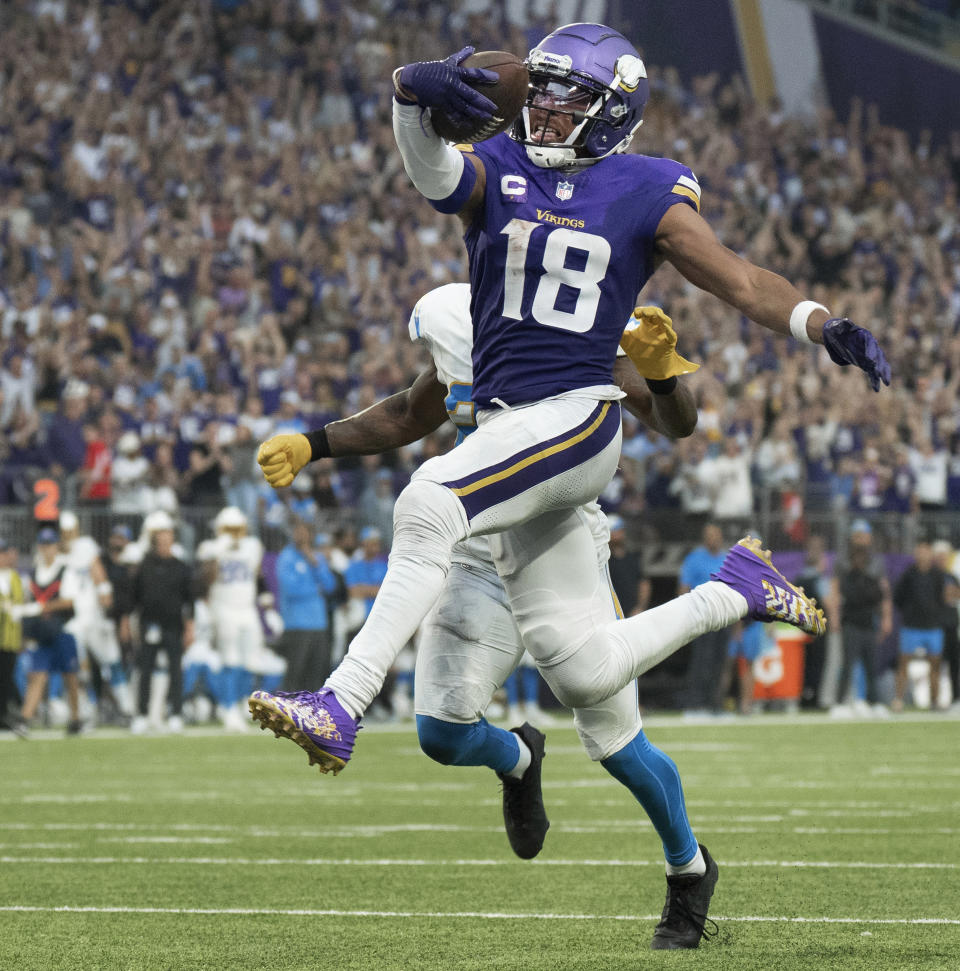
[
  {"x1": 248, "y1": 688, "x2": 358, "y2": 775},
  {"x1": 711, "y1": 536, "x2": 827, "y2": 637}
]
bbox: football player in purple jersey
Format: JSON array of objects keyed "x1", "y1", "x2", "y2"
[{"x1": 248, "y1": 24, "x2": 882, "y2": 948}]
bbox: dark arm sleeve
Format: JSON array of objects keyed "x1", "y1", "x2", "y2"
[
  {"x1": 181, "y1": 562, "x2": 195, "y2": 621},
  {"x1": 892, "y1": 570, "x2": 909, "y2": 612},
  {"x1": 130, "y1": 563, "x2": 142, "y2": 610},
  {"x1": 114, "y1": 574, "x2": 135, "y2": 617}
]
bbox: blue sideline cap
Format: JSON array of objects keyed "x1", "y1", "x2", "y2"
[
  {"x1": 0, "y1": 537, "x2": 10, "y2": 552},
  {"x1": 850, "y1": 519, "x2": 872, "y2": 536},
  {"x1": 359, "y1": 527, "x2": 381, "y2": 542},
  {"x1": 36, "y1": 527, "x2": 59, "y2": 544}
]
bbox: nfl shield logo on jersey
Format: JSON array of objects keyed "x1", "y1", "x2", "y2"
[{"x1": 555, "y1": 180, "x2": 574, "y2": 201}]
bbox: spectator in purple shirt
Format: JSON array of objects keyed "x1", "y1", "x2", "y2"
[{"x1": 45, "y1": 381, "x2": 89, "y2": 479}]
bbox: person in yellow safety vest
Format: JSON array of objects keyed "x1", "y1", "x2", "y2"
[{"x1": 0, "y1": 537, "x2": 26, "y2": 734}]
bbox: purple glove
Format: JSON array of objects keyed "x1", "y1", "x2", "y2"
[
  {"x1": 821, "y1": 317, "x2": 891, "y2": 392},
  {"x1": 396, "y1": 46, "x2": 498, "y2": 129}
]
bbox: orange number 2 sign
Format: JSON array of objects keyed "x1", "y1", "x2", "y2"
[{"x1": 33, "y1": 478, "x2": 61, "y2": 522}]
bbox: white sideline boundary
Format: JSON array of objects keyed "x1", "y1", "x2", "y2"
[
  {"x1": 1, "y1": 855, "x2": 957, "y2": 870},
  {"x1": 1, "y1": 905, "x2": 959, "y2": 925}
]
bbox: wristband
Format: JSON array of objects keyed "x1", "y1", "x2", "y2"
[
  {"x1": 305, "y1": 427, "x2": 331, "y2": 462},
  {"x1": 645, "y1": 376, "x2": 678, "y2": 395},
  {"x1": 96, "y1": 582, "x2": 113, "y2": 596},
  {"x1": 789, "y1": 301, "x2": 827, "y2": 345}
]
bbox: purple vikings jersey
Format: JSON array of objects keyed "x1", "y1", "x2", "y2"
[{"x1": 464, "y1": 134, "x2": 700, "y2": 408}]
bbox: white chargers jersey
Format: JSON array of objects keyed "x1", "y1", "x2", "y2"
[
  {"x1": 408, "y1": 283, "x2": 611, "y2": 570},
  {"x1": 202, "y1": 534, "x2": 263, "y2": 612},
  {"x1": 62, "y1": 535, "x2": 102, "y2": 623},
  {"x1": 409, "y1": 283, "x2": 495, "y2": 572}
]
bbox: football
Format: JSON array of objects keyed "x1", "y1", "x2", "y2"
[{"x1": 430, "y1": 50, "x2": 529, "y2": 144}]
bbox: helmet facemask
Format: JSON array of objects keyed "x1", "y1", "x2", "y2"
[{"x1": 517, "y1": 75, "x2": 600, "y2": 168}]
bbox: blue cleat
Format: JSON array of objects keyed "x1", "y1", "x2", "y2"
[
  {"x1": 248, "y1": 688, "x2": 359, "y2": 775},
  {"x1": 711, "y1": 536, "x2": 826, "y2": 636}
]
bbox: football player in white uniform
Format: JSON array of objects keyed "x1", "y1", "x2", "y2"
[
  {"x1": 59, "y1": 510, "x2": 133, "y2": 721},
  {"x1": 199, "y1": 507, "x2": 282, "y2": 730},
  {"x1": 255, "y1": 284, "x2": 759, "y2": 944}
]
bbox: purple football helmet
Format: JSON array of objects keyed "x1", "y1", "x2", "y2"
[{"x1": 511, "y1": 22, "x2": 649, "y2": 169}]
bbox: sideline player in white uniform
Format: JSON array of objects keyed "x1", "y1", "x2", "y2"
[
  {"x1": 199, "y1": 507, "x2": 282, "y2": 729},
  {"x1": 59, "y1": 510, "x2": 133, "y2": 719}
]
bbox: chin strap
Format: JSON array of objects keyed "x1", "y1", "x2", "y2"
[
  {"x1": 524, "y1": 144, "x2": 579, "y2": 168},
  {"x1": 520, "y1": 128, "x2": 637, "y2": 170}
]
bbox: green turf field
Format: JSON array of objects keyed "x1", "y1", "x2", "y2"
[{"x1": 2, "y1": 714, "x2": 959, "y2": 970}]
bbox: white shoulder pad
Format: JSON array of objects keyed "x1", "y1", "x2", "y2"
[
  {"x1": 409, "y1": 283, "x2": 470, "y2": 344},
  {"x1": 408, "y1": 283, "x2": 474, "y2": 388}
]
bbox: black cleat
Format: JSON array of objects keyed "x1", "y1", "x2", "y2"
[
  {"x1": 496, "y1": 722, "x2": 549, "y2": 859},
  {"x1": 650, "y1": 843, "x2": 719, "y2": 950}
]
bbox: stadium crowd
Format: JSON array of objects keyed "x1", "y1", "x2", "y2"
[
  {"x1": 1, "y1": 0, "x2": 959, "y2": 731},
  {"x1": 0, "y1": 0, "x2": 958, "y2": 551}
]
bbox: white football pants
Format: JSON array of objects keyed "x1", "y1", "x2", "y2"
[{"x1": 327, "y1": 393, "x2": 746, "y2": 717}]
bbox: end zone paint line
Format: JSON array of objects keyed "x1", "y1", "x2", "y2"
[
  {"x1": 0, "y1": 905, "x2": 958, "y2": 925},
  {"x1": 0, "y1": 856, "x2": 956, "y2": 870}
]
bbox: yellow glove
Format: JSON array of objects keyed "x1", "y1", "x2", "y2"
[
  {"x1": 257, "y1": 433, "x2": 312, "y2": 489},
  {"x1": 619, "y1": 306, "x2": 700, "y2": 381}
]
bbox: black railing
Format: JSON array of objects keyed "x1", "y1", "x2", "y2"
[{"x1": 1, "y1": 494, "x2": 955, "y2": 562}]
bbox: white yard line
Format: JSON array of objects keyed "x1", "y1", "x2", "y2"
[
  {"x1": 1, "y1": 856, "x2": 956, "y2": 869},
  {"x1": 2, "y1": 785, "x2": 956, "y2": 806},
  {"x1": 871, "y1": 765, "x2": 960, "y2": 775},
  {"x1": 0, "y1": 821, "x2": 496, "y2": 837},
  {"x1": 4, "y1": 818, "x2": 960, "y2": 846},
  {"x1": 0, "y1": 904, "x2": 958, "y2": 925},
  {"x1": 98, "y1": 837, "x2": 234, "y2": 845},
  {"x1": 0, "y1": 843, "x2": 77, "y2": 850},
  {"x1": 2, "y1": 820, "x2": 958, "y2": 838}
]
